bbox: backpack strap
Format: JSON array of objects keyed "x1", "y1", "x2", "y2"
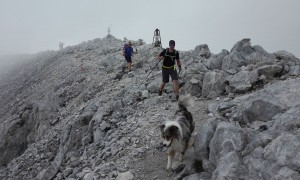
[
  {"x1": 164, "y1": 48, "x2": 168, "y2": 57},
  {"x1": 164, "y1": 48, "x2": 177, "y2": 57}
]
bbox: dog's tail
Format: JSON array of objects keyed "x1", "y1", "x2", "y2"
[{"x1": 178, "y1": 94, "x2": 194, "y2": 111}]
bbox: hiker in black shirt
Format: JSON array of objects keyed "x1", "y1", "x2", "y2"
[{"x1": 157, "y1": 40, "x2": 182, "y2": 101}]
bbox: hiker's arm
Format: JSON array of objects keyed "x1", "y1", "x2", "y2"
[
  {"x1": 176, "y1": 59, "x2": 181, "y2": 70},
  {"x1": 176, "y1": 52, "x2": 181, "y2": 70},
  {"x1": 158, "y1": 55, "x2": 164, "y2": 61},
  {"x1": 157, "y1": 50, "x2": 165, "y2": 61}
]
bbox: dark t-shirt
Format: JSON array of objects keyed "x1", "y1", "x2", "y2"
[{"x1": 159, "y1": 48, "x2": 179, "y2": 67}]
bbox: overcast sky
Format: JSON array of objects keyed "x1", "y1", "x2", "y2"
[{"x1": 0, "y1": 0, "x2": 299, "y2": 57}]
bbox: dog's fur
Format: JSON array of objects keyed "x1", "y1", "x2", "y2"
[{"x1": 160, "y1": 94, "x2": 195, "y2": 170}]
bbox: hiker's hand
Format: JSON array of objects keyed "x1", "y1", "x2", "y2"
[{"x1": 178, "y1": 66, "x2": 182, "y2": 72}]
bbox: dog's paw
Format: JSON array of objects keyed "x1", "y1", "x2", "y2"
[
  {"x1": 173, "y1": 164, "x2": 186, "y2": 173},
  {"x1": 156, "y1": 142, "x2": 165, "y2": 151},
  {"x1": 165, "y1": 167, "x2": 174, "y2": 174}
]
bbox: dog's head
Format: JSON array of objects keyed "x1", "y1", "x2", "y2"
[{"x1": 160, "y1": 121, "x2": 182, "y2": 147}]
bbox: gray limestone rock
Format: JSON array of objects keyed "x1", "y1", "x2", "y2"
[
  {"x1": 202, "y1": 70, "x2": 227, "y2": 98},
  {"x1": 1, "y1": 36, "x2": 300, "y2": 180},
  {"x1": 193, "y1": 44, "x2": 211, "y2": 59}
]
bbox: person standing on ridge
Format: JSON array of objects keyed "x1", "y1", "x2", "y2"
[
  {"x1": 157, "y1": 40, "x2": 182, "y2": 101},
  {"x1": 122, "y1": 41, "x2": 135, "y2": 72}
]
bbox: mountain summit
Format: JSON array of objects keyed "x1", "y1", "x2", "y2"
[{"x1": 0, "y1": 36, "x2": 300, "y2": 180}]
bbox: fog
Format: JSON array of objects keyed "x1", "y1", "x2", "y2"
[
  {"x1": 0, "y1": 54, "x2": 33, "y2": 77},
  {"x1": 0, "y1": 0, "x2": 299, "y2": 69}
]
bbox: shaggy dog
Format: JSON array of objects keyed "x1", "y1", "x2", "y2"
[{"x1": 160, "y1": 94, "x2": 195, "y2": 170}]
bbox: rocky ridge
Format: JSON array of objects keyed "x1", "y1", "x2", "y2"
[{"x1": 0, "y1": 35, "x2": 300, "y2": 180}]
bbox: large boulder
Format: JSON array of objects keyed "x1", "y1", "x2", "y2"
[
  {"x1": 231, "y1": 78, "x2": 300, "y2": 125},
  {"x1": 209, "y1": 122, "x2": 246, "y2": 166},
  {"x1": 193, "y1": 44, "x2": 211, "y2": 59},
  {"x1": 0, "y1": 117, "x2": 29, "y2": 166},
  {"x1": 227, "y1": 70, "x2": 258, "y2": 93},
  {"x1": 274, "y1": 50, "x2": 299, "y2": 65},
  {"x1": 257, "y1": 64, "x2": 283, "y2": 79},
  {"x1": 244, "y1": 133, "x2": 300, "y2": 179},
  {"x1": 193, "y1": 118, "x2": 216, "y2": 160},
  {"x1": 146, "y1": 78, "x2": 161, "y2": 93},
  {"x1": 211, "y1": 151, "x2": 245, "y2": 180},
  {"x1": 202, "y1": 70, "x2": 227, "y2": 98},
  {"x1": 181, "y1": 75, "x2": 203, "y2": 96},
  {"x1": 230, "y1": 38, "x2": 254, "y2": 55},
  {"x1": 222, "y1": 38, "x2": 280, "y2": 72},
  {"x1": 204, "y1": 49, "x2": 229, "y2": 70},
  {"x1": 271, "y1": 105, "x2": 300, "y2": 132}
]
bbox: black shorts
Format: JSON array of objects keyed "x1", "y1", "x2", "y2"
[
  {"x1": 125, "y1": 56, "x2": 132, "y2": 63},
  {"x1": 162, "y1": 67, "x2": 178, "y2": 83}
]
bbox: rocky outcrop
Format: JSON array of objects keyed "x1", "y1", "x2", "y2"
[
  {"x1": 198, "y1": 78, "x2": 300, "y2": 179},
  {"x1": 193, "y1": 44, "x2": 211, "y2": 59}
]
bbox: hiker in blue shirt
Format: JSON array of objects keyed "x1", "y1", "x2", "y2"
[{"x1": 122, "y1": 41, "x2": 135, "y2": 72}]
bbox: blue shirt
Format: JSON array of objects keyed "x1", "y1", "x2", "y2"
[{"x1": 124, "y1": 47, "x2": 133, "y2": 57}]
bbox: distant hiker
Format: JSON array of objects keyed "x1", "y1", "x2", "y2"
[
  {"x1": 59, "y1": 42, "x2": 64, "y2": 50},
  {"x1": 122, "y1": 41, "x2": 136, "y2": 72},
  {"x1": 157, "y1": 40, "x2": 181, "y2": 101}
]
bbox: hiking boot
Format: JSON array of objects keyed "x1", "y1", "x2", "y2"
[
  {"x1": 158, "y1": 90, "x2": 162, "y2": 96},
  {"x1": 176, "y1": 95, "x2": 179, "y2": 101}
]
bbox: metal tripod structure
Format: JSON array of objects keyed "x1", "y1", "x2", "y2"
[{"x1": 153, "y1": 28, "x2": 162, "y2": 48}]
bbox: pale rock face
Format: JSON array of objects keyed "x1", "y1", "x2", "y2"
[{"x1": 0, "y1": 36, "x2": 299, "y2": 180}]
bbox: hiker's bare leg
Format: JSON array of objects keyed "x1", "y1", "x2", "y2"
[
  {"x1": 128, "y1": 62, "x2": 132, "y2": 71},
  {"x1": 173, "y1": 80, "x2": 179, "y2": 96},
  {"x1": 159, "y1": 82, "x2": 166, "y2": 91}
]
